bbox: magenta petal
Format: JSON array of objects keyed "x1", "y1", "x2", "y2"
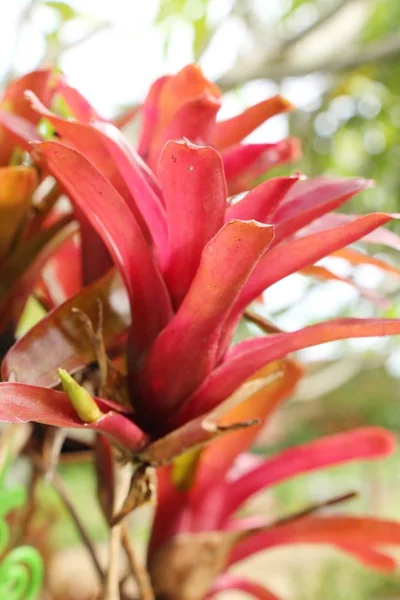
[
  {"x1": 300, "y1": 212, "x2": 400, "y2": 250},
  {"x1": 92, "y1": 121, "x2": 168, "y2": 259},
  {"x1": 208, "y1": 574, "x2": 281, "y2": 600},
  {"x1": 222, "y1": 143, "x2": 295, "y2": 191},
  {"x1": 226, "y1": 175, "x2": 299, "y2": 223},
  {"x1": 221, "y1": 428, "x2": 395, "y2": 520},
  {"x1": 239, "y1": 212, "x2": 396, "y2": 310},
  {"x1": 37, "y1": 141, "x2": 173, "y2": 357},
  {"x1": 176, "y1": 317, "x2": 400, "y2": 424},
  {"x1": 159, "y1": 140, "x2": 227, "y2": 306},
  {"x1": 27, "y1": 92, "x2": 156, "y2": 241},
  {"x1": 229, "y1": 516, "x2": 400, "y2": 568},
  {"x1": 135, "y1": 220, "x2": 275, "y2": 426},
  {"x1": 272, "y1": 177, "x2": 372, "y2": 244},
  {"x1": 226, "y1": 139, "x2": 301, "y2": 195}
]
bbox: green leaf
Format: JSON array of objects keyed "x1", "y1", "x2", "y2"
[{"x1": 44, "y1": 1, "x2": 78, "y2": 21}]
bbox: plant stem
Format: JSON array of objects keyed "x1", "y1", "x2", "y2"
[
  {"x1": 121, "y1": 527, "x2": 155, "y2": 600},
  {"x1": 32, "y1": 457, "x2": 104, "y2": 583},
  {"x1": 270, "y1": 491, "x2": 358, "y2": 529},
  {"x1": 102, "y1": 464, "x2": 132, "y2": 600}
]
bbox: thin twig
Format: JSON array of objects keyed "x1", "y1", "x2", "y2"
[
  {"x1": 52, "y1": 471, "x2": 105, "y2": 583},
  {"x1": 121, "y1": 527, "x2": 154, "y2": 600},
  {"x1": 218, "y1": 34, "x2": 400, "y2": 88},
  {"x1": 32, "y1": 457, "x2": 104, "y2": 583},
  {"x1": 39, "y1": 22, "x2": 110, "y2": 68},
  {"x1": 270, "y1": 491, "x2": 358, "y2": 529},
  {"x1": 279, "y1": 0, "x2": 352, "y2": 53},
  {"x1": 13, "y1": 465, "x2": 40, "y2": 547}
]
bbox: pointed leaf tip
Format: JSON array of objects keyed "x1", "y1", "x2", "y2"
[{"x1": 59, "y1": 368, "x2": 103, "y2": 423}]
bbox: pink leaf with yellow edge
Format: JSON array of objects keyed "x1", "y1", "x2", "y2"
[
  {"x1": 208, "y1": 574, "x2": 281, "y2": 600},
  {"x1": 36, "y1": 141, "x2": 173, "y2": 357},
  {"x1": 137, "y1": 75, "x2": 170, "y2": 159},
  {"x1": 189, "y1": 360, "x2": 302, "y2": 503},
  {"x1": 135, "y1": 220, "x2": 274, "y2": 427},
  {"x1": 272, "y1": 177, "x2": 373, "y2": 245},
  {"x1": 148, "y1": 95, "x2": 220, "y2": 171},
  {"x1": 176, "y1": 317, "x2": 400, "y2": 423},
  {"x1": 0, "y1": 383, "x2": 148, "y2": 452},
  {"x1": 221, "y1": 428, "x2": 395, "y2": 520},
  {"x1": 212, "y1": 95, "x2": 293, "y2": 150},
  {"x1": 159, "y1": 140, "x2": 227, "y2": 307},
  {"x1": 226, "y1": 175, "x2": 299, "y2": 223},
  {"x1": 239, "y1": 212, "x2": 397, "y2": 309},
  {"x1": 229, "y1": 516, "x2": 400, "y2": 567},
  {"x1": 227, "y1": 139, "x2": 301, "y2": 195}
]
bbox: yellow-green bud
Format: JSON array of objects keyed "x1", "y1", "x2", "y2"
[{"x1": 59, "y1": 368, "x2": 103, "y2": 424}]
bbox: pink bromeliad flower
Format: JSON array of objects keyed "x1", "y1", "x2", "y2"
[
  {"x1": 0, "y1": 68, "x2": 399, "y2": 600},
  {"x1": 0, "y1": 65, "x2": 399, "y2": 459}
]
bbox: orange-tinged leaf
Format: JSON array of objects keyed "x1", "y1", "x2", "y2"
[
  {"x1": 148, "y1": 95, "x2": 220, "y2": 171},
  {"x1": 301, "y1": 265, "x2": 387, "y2": 307},
  {"x1": 0, "y1": 166, "x2": 38, "y2": 259},
  {"x1": 157, "y1": 64, "x2": 220, "y2": 130},
  {"x1": 212, "y1": 95, "x2": 293, "y2": 150},
  {"x1": 333, "y1": 247, "x2": 400, "y2": 278},
  {"x1": 137, "y1": 75, "x2": 170, "y2": 158},
  {"x1": 192, "y1": 359, "x2": 302, "y2": 495}
]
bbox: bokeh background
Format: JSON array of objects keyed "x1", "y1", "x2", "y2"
[{"x1": 4, "y1": 1, "x2": 400, "y2": 598}]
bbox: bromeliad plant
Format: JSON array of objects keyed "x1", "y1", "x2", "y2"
[{"x1": 0, "y1": 64, "x2": 400, "y2": 599}]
